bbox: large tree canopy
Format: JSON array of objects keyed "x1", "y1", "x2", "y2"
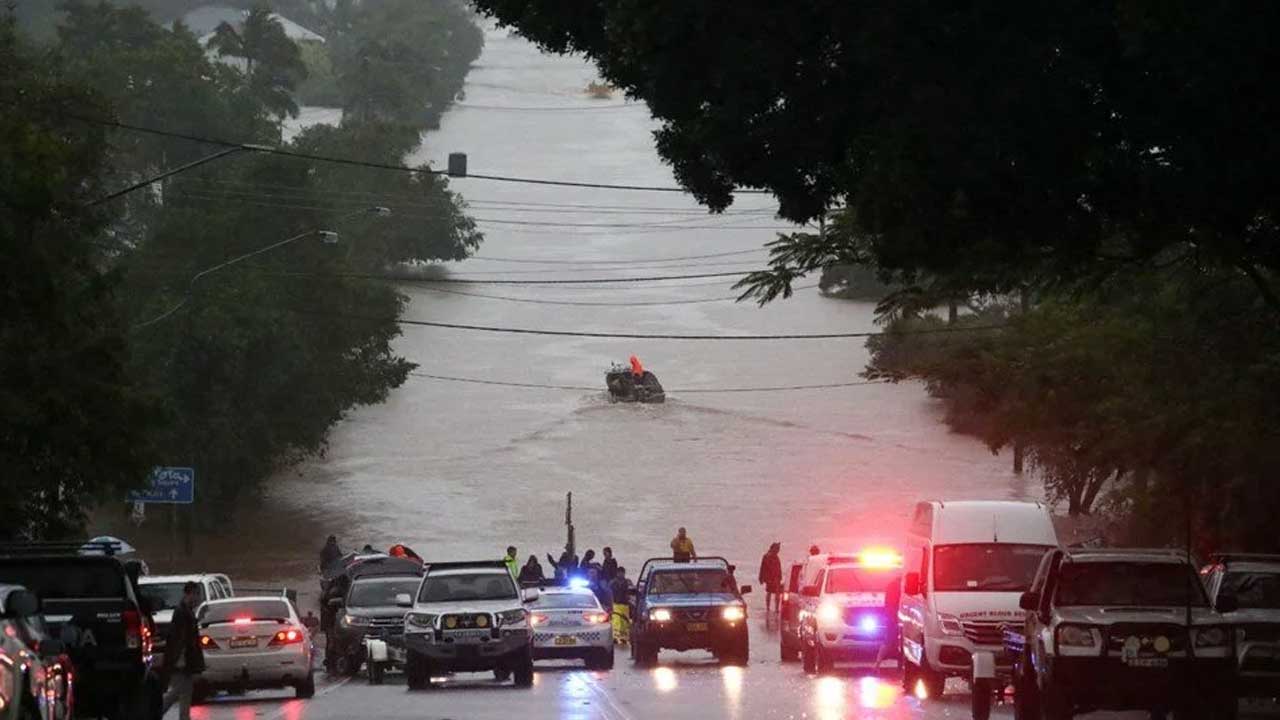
[{"x1": 473, "y1": 1, "x2": 1280, "y2": 304}]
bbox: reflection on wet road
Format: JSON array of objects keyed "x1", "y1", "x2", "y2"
[{"x1": 175, "y1": 619, "x2": 1280, "y2": 720}]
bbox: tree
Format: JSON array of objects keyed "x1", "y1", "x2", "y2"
[
  {"x1": 0, "y1": 14, "x2": 155, "y2": 539},
  {"x1": 209, "y1": 3, "x2": 308, "y2": 120},
  {"x1": 473, "y1": 1, "x2": 1280, "y2": 310}
]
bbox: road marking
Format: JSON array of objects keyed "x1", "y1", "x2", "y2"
[
  {"x1": 581, "y1": 672, "x2": 633, "y2": 720},
  {"x1": 261, "y1": 676, "x2": 352, "y2": 720}
]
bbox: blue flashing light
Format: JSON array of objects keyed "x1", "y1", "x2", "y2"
[
  {"x1": 857, "y1": 614, "x2": 881, "y2": 635},
  {"x1": 567, "y1": 576, "x2": 591, "y2": 589}
]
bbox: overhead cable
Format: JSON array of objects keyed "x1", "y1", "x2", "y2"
[
  {"x1": 408, "y1": 372, "x2": 890, "y2": 393},
  {"x1": 413, "y1": 283, "x2": 822, "y2": 306}
]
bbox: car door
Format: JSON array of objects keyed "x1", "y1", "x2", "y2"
[{"x1": 782, "y1": 563, "x2": 804, "y2": 637}]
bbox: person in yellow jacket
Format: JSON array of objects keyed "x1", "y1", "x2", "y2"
[
  {"x1": 503, "y1": 546, "x2": 519, "y2": 578},
  {"x1": 670, "y1": 527, "x2": 696, "y2": 563}
]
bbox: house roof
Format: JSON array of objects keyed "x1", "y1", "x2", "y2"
[{"x1": 183, "y1": 5, "x2": 326, "y2": 44}]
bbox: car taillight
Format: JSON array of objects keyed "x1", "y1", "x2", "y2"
[
  {"x1": 199, "y1": 635, "x2": 220, "y2": 650},
  {"x1": 123, "y1": 610, "x2": 142, "y2": 650},
  {"x1": 530, "y1": 614, "x2": 549, "y2": 627},
  {"x1": 268, "y1": 629, "x2": 304, "y2": 647},
  {"x1": 583, "y1": 612, "x2": 609, "y2": 625}
]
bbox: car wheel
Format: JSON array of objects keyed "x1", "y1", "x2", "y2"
[
  {"x1": 917, "y1": 659, "x2": 946, "y2": 700},
  {"x1": 633, "y1": 639, "x2": 656, "y2": 667},
  {"x1": 588, "y1": 647, "x2": 615, "y2": 671},
  {"x1": 971, "y1": 678, "x2": 993, "y2": 720},
  {"x1": 802, "y1": 640, "x2": 818, "y2": 674},
  {"x1": 1012, "y1": 654, "x2": 1040, "y2": 720},
  {"x1": 901, "y1": 659, "x2": 918, "y2": 692},
  {"x1": 1041, "y1": 681, "x2": 1072, "y2": 720},
  {"x1": 493, "y1": 667, "x2": 512, "y2": 682},
  {"x1": 296, "y1": 670, "x2": 316, "y2": 699},
  {"x1": 815, "y1": 643, "x2": 834, "y2": 675},
  {"x1": 368, "y1": 661, "x2": 385, "y2": 685},
  {"x1": 513, "y1": 649, "x2": 535, "y2": 688},
  {"x1": 406, "y1": 652, "x2": 432, "y2": 691}
]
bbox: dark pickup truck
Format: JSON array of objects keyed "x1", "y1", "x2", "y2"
[
  {"x1": 629, "y1": 557, "x2": 751, "y2": 666},
  {"x1": 0, "y1": 544, "x2": 162, "y2": 720}
]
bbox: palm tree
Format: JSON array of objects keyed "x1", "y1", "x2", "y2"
[{"x1": 208, "y1": 4, "x2": 307, "y2": 119}]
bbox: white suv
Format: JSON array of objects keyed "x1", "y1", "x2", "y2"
[
  {"x1": 401, "y1": 561, "x2": 538, "y2": 689},
  {"x1": 793, "y1": 550, "x2": 903, "y2": 674}
]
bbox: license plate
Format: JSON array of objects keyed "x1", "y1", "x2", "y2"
[
  {"x1": 687, "y1": 622, "x2": 708, "y2": 632},
  {"x1": 1125, "y1": 657, "x2": 1168, "y2": 668},
  {"x1": 230, "y1": 636, "x2": 258, "y2": 649},
  {"x1": 554, "y1": 635, "x2": 578, "y2": 646},
  {"x1": 444, "y1": 629, "x2": 489, "y2": 641}
]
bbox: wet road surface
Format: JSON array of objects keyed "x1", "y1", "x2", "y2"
[{"x1": 173, "y1": 613, "x2": 1278, "y2": 720}]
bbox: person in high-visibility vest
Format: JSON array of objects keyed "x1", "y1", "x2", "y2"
[
  {"x1": 609, "y1": 567, "x2": 632, "y2": 643},
  {"x1": 670, "y1": 527, "x2": 696, "y2": 562},
  {"x1": 503, "y1": 546, "x2": 518, "y2": 578}
]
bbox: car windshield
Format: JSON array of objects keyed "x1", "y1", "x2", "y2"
[
  {"x1": 825, "y1": 567, "x2": 900, "y2": 593},
  {"x1": 348, "y1": 577, "x2": 421, "y2": 607},
  {"x1": 1220, "y1": 571, "x2": 1280, "y2": 610},
  {"x1": 140, "y1": 582, "x2": 202, "y2": 610},
  {"x1": 933, "y1": 544, "x2": 1050, "y2": 592},
  {"x1": 0, "y1": 561, "x2": 125, "y2": 599},
  {"x1": 648, "y1": 569, "x2": 733, "y2": 594},
  {"x1": 200, "y1": 600, "x2": 291, "y2": 624},
  {"x1": 418, "y1": 573, "x2": 516, "y2": 603},
  {"x1": 1055, "y1": 562, "x2": 1208, "y2": 607},
  {"x1": 534, "y1": 593, "x2": 600, "y2": 610}
]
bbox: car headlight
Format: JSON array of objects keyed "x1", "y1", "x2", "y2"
[
  {"x1": 816, "y1": 602, "x2": 841, "y2": 625},
  {"x1": 1195, "y1": 627, "x2": 1228, "y2": 648},
  {"x1": 722, "y1": 606, "x2": 746, "y2": 622},
  {"x1": 1055, "y1": 625, "x2": 1102, "y2": 656},
  {"x1": 497, "y1": 609, "x2": 527, "y2": 627},
  {"x1": 938, "y1": 613, "x2": 965, "y2": 636},
  {"x1": 343, "y1": 614, "x2": 371, "y2": 627},
  {"x1": 406, "y1": 613, "x2": 436, "y2": 629},
  {"x1": 650, "y1": 608, "x2": 672, "y2": 622}
]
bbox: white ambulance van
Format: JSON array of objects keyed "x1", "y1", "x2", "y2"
[{"x1": 898, "y1": 500, "x2": 1057, "y2": 702}]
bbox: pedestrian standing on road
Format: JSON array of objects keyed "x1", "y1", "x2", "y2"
[
  {"x1": 759, "y1": 542, "x2": 783, "y2": 613},
  {"x1": 519, "y1": 555, "x2": 545, "y2": 585},
  {"x1": 588, "y1": 567, "x2": 613, "y2": 610},
  {"x1": 609, "y1": 567, "x2": 631, "y2": 643},
  {"x1": 671, "y1": 527, "x2": 696, "y2": 562},
  {"x1": 162, "y1": 581, "x2": 206, "y2": 720},
  {"x1": 601, "y1": 547, "x2": 618, "y2": 581},
  {"x1": 319, "y1": 535, "x2": 342, "y2": 572},
  {"x1": 503, "y1": 546, "x2": 519, "y2": 577}
]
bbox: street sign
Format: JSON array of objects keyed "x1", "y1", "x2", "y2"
[{"x1": 127, "y1": 467, "x2": 195, "y2": 504}]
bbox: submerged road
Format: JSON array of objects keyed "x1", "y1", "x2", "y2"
[{"x1": 172, "y1": 615, "x2": 1279, "y2": 720}]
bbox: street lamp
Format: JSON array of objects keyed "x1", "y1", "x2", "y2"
[{"x1": 132, "y1": 206, "x2": 392, "y2": 329}]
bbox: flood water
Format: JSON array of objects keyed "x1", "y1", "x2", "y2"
[{"x1": 107, "y1": 25, "x2": 1037, "y2": 590}]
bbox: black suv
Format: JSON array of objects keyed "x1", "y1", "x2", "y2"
[
  {"x1": 0, "y1": 543, "x2": 162, "y2": 720},
  {"x1": 629, "y1": 557, "x2": 750, "y2": 666},
  {"x1": 1008, "y1": 548, "x2": 1237, "y2": 720}
]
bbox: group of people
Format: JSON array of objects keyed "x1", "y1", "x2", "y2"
[
  {"x1": 757, "y1": 542, "x2": 824, "y2": 612},
  {"x1": 506, "y1": 544, "x2": 634, "y2": 642}
]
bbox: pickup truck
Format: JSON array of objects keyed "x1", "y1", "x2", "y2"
[
  {"x1": 629, "y1": 557, "x2": 750, "y2": 666},
  {"x1": 0, "y1": 544, "x2": 162, "y2": 720},
  {"x1": 1007, "y1": 548, "x2": 1237, "y2": 720}
]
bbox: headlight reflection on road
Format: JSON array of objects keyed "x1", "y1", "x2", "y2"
[
  {"x1": 558, "y1": 672, "x2": 593, "y2": 720},
  {"x1": 652, "y1": 666, "x2": 678, "y2": 693},
  {"x1": 721, "y1": 665, "x2": 743, "y2": 715},
  {"x1": 814, "y1": 676, "x2": 846, "y2": 720},
  {"x1": 857, "y1": 675, "x2": 897, "y2": 709}
]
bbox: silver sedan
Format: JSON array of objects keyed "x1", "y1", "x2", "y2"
[{"x1": 528, "y1": 586, "x2": 614, "y2": 670}]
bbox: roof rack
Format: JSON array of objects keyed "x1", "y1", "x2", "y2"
[
  {"x1": 1066, "y1": 547, "x2": 1193, "y2": 559},
  {"x1": 423, "y1": 560, "x2": 508, "y2": 573},
  {"x1": 1208, "y1": 553, "x2": 1280, "y2": 565},
  {"x1": 637, "y1": 556, "x2": 732, "y2": 583},
  {"x1": 0, "y1": 541, "x2": 128, "y2": 558}
]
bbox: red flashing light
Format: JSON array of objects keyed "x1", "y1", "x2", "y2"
[
  {"x1": 232, "y1": 617, "x2": 253, "y2": 625},
  {"x1": 530, "y1": 614, "x2": 549, "y2": 627},
  {"x1": 858, "y1": 547, "x2": 903, "y2": 570},
  {"x1": 123, "y1": 609, "x2": 142, "y2": 650}
]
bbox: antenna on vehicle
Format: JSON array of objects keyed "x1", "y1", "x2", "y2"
[{"x1": 992, "y1": 514, "x2": 999, "y2": 543}]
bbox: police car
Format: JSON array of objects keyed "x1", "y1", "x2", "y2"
[
  {"x1": 786, "y1": 549, "x2": 903, "y2": 674},
  {"x1": 528, "y1": 581, "x2": 614, "y2": 670}
]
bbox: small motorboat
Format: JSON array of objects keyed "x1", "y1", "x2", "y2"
[{"x1": 606, "y1": 356, "x2": 665, "y2": 403}]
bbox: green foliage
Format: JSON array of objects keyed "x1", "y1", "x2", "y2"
[
  {"x1": 0, "y1": 14, "x2": 156, "y2": 539},
  {"x1": 473, "y1": 1, "x2": 1280, "y2": 312},
  {"x1": 208, "y1": 3, "x2": 309, "y2": 120},
  {"x1": 295, "y1": 40, "x2": 341, "y2": 106},
  {"x1": 866, "y1": 270, "x2": 1280, "y2": 549}
]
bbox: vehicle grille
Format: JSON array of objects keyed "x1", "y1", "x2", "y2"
[
  {"x1": 441, "y1": 613, "x2": 492, "y2": 630},
  {"x1": 674, "y1": 607, "x2": 712, "y2": 622},
  {"x1": 1105, "y1": 624, "x2": 1188, "y2": 656},
  {"x1": 962, "y1": 620, "x2": 1012, "y2": 646},
  {"x1": 1238, "y1": 624, "x2": 1280, "y2": 643}
]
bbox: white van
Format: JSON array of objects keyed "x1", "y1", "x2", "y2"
[{"x1": 898, "y1": 500, "x2": 1057, "y2": 700}]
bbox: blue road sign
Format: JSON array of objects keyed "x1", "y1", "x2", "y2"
[{"x1": 127, "y1": 467, "x2": 195, "y2": 504}]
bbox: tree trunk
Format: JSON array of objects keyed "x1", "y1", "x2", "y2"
[
  {"x1": 1012, "y1": 441, "x2": 1025, "y2": 474},
  {"x1": 948, "y1": 299, "x2": 958, "y2": 324}
]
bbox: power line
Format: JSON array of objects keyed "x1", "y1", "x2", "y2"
[
  {"x1": 453, "y1": 102, "x2": 641, "y2": 112},
  {"x1": 413, "y1": 283, "x2": 822, "y2": 306},
  {"x1": 469, "y1": 248, "x2": 766, "y2": 265},
  {"x1": 307, "y1": 310, "x2": 1006, "y2": 340},
  {"x1": 407, "y1": 372, "x2": 890, "y2": 393},
  {"x1": 68, "y1": 113, "x2": 775, "y2": 195},
  {"x1": 334, "y1": 270, "x2": 755, "y2": 285}
]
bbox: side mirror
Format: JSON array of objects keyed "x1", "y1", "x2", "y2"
[
  {"x1": 1019, "y1": 591, "x2": 1040, "y2": 611},
  {"x1": 1215, "y1": 593, "x2": 1239, "y2": 614},
  {"x1": 739, "y1": 585, "x2": 753, "y2": 595},
  {"x1": 327, "y1": 597, "x2": 344, "y2": 609},
  {"x1": 522, "y1": 588, "x2": 540, "y2": 604},
  {"x1": 394, "y1": 593, "x2": 413, "y2": 608},
  {"x1": 3, "y1": 589, "x2": 39, "y2": 618},
  {"x1": 801, "y1": 585, "x2": 820, "y2": 598},
  {"x1": 903, "y1": 572, "x2": 920, "y2": 596}
]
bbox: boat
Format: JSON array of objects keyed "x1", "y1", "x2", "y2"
[{"x1": 606, "y1": 357, "x2": 665, "y2": 403}]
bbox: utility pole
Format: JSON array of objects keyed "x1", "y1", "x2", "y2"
[{"x1": 564, "y1": 492, "x2": 575, "y2": 556}]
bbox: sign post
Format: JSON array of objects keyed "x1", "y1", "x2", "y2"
[{"x1": 127, "y1": 467, "x2": 195, "y2": 505}]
